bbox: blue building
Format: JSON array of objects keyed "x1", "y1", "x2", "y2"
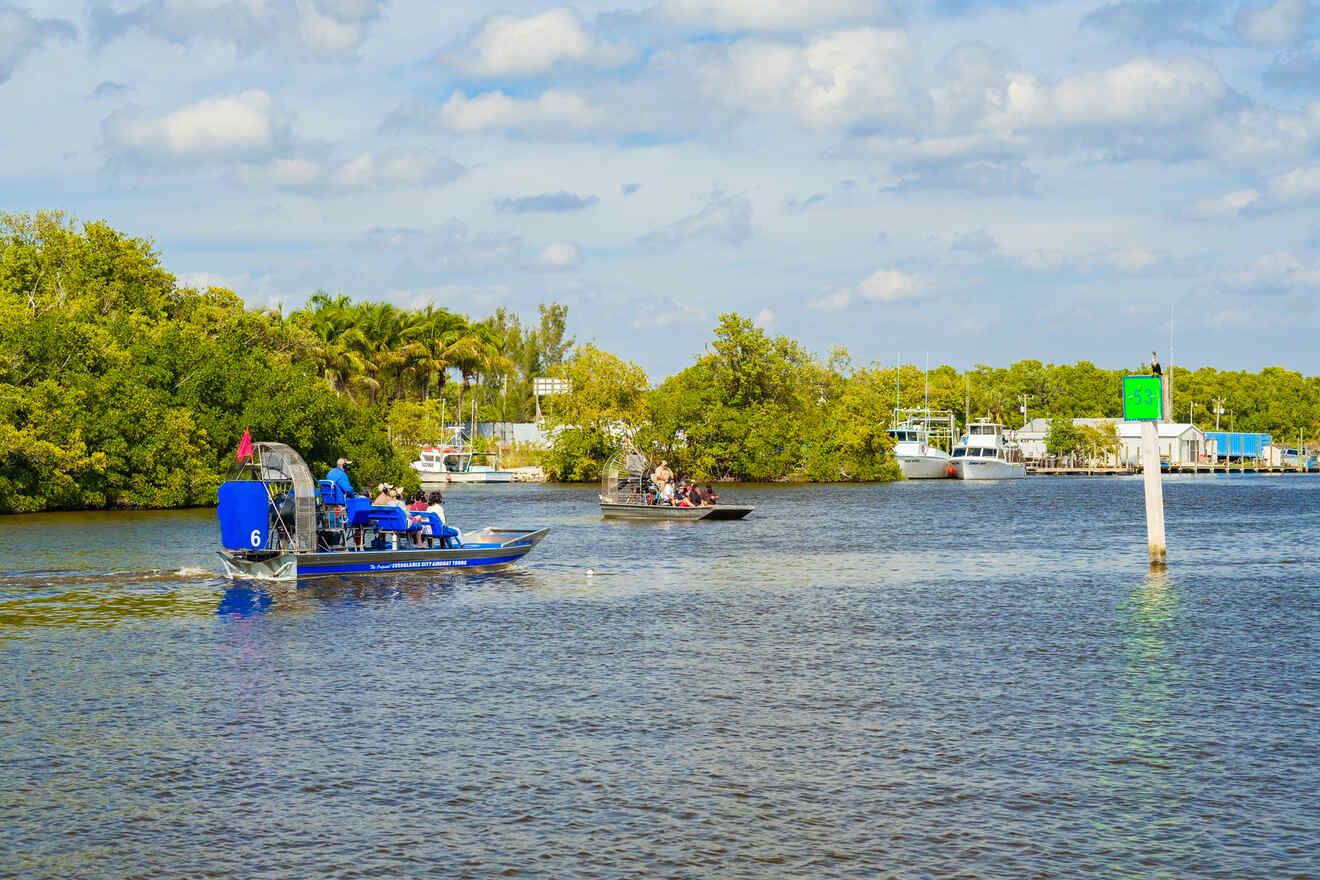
[{"x1": 1203, "y1": 431, "x2": 1271, "y2": 461}]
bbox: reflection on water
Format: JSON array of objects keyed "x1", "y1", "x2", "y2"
[{"x1": 2, "y1": 478, "x2": 1319, "y2": 878}]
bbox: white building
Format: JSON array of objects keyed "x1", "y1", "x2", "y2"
[{"x1": 1013, "y1": 418, "x2": 1206, "y2": 466}]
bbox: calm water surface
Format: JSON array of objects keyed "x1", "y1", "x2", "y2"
[{"x1": 2, "y1": 477, "x2": 1318, "y2": 878}]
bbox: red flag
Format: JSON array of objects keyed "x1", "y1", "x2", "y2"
[{"x1": 236, "y1": 428, "x2": 252, "y2": 461}]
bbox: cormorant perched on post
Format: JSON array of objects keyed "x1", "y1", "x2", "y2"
[{"x1": 1151, "y1": 351, "x2": 1162, "y2": 376}]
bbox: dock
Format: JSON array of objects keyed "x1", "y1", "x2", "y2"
[{"x1": 1030, "y1": 463, "x2": 1320, "y2": 476}]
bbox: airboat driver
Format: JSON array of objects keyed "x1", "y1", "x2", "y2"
[{"x1": 324, "y1": 458, "x2": 355, "y2": 498}]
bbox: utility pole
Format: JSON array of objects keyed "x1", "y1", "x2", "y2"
[
  {"x1": 1212, "y1": 397, "x2": 1225, "y2": 430},
  {"x1": 1018, "y1": 393, "x2": 1031, "y2": 429}
]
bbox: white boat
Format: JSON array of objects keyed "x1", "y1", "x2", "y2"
[
  {"x1": 887, "y1": 412, "x2": 954, "y2": 479},
  {"x1": 412, "y1": 440, "x2": 514, "y2": 484},
  {"x1": 951, "y1": 420, "x2": 1027, "y2": 480}
]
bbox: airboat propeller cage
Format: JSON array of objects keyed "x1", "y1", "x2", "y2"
[
  {"x1": 600, "y1": 447, "x2": 650, "y2": 502},
  {"x1": 216, "y1": 442, "x2": 317, "y2": 552}
]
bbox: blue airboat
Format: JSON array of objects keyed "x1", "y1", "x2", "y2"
[{"x1": 216, "y1": 442, "x2": 548, "y2": 580}]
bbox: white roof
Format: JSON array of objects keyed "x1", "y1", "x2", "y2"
[{"x1": 1015, "y1": 417, "x2": 1203, "y2": 441}]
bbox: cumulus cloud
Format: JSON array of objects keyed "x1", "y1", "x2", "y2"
[
  {"x1": 1201, "y1": 105, "x2": 1320, "y2": 168},
  {"x1": 453, "y1": 7, "x2": 634, "y2": 77},
  {"x1": 753, "y1": 308, "x2": 775, "y2": 328},
  {"x1": 436, "y1": 89, "x2": 605, "y2": 135},
  {"x1": 239, "y1": 151, "x2": 463, "y2": 192},
  {"x1": 808, "y1": 288, "x2": 851, "y2": 310},
  {"x1": 103, "y1": 90, "x2": 290, "y2": 162},
  {"x1": 1223, "y1": 251, "x2": 1320, "y2": 291},
  {"x1": 1183, "y1": 189, "x2": 1260, "y2": 219},
  {"x1": 494, "y1": 192, "x2": 599, "y2": 213},
  {"x1": 638, "y1": 189, "x2": 752, "y2": 247},
  {"x1": 1235, "y1": 0, "x2": 1307, "y2": 46},
  {"x1": 90, "y1": 0, "x2": 385, "y2": 59},
  {"x1": 703, "y1": 27, "x2": 918, "y2": 130},
  {"x1": 537, "y1": 241, "x2": 581, "y2": 268},
  {"x1": 0, "y1": 5, "x2": 75, "y2": 84},
  {"x1": 857, "y1": 268, "x2": 927, "y2": 302},
  {"x1": 810, "y1": 268, "x2": 929, "y2": 309},
  {"x1": 988, "y1": 57, "x2": 1227, "y2": 131},
  {"x1": 655, "y1": 0, "x2": 896, "y2": 32}
]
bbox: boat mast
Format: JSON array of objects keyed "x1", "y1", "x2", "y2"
[
  {"x1": 895, "y1": 351, "x2": 900, "y2": 418},
  {"x1": 924, "y1": 352, "x2": 930, "y2": 435}
]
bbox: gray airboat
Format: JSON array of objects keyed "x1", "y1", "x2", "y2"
[{"x1": 598, "y1": 450, "x2": 752, "y2": 520}]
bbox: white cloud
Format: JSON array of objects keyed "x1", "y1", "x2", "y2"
[
  {"x1": 1262, "y1": 163, "x2": 1320, "y2": 206},
  {"x1": 457, "y1": 7, "x2": 634, "y2": 77},
  {"x1": 0, "y1": 5, "x2": 75, "y2": 83},
  {"x1": 104, "y1": 90, "x2": 287, "y2": 161},
  {"x1": 1201, "y1": 105, "x2": 1319, "y2": 167},
  {"x1": 990, "y1": 58, "x2": 1227, "y2": 131},
  {"x1": 1236, "y1": 0, "x2": 1307, "y2": 46},
  {"x1": 537, "y1": 241, "x2": 581, "y2": 269},
  {"x1": 438, "y1": 89, "x2": 605, "y2": 134},
  {"x1": 1183, "y1": 189, "x2": 1261, "y2": 219},
  {"x1": 656, "y1": 0, "x2": 892, "y2": 32},
  {"x1": 857, "y1": 268, "x2": 927, "y2": 302},
  {"x1": 809, "y1": 288, "x2": 851, "y2": 310},
  {"x1": 705, "y1": 28, "x2": 916, "y2": 130},
  {"x1": 1224, "y1": 251, "x2": 1320, "y2": 289},
  {"x1": 753, "y1": 308, "x2": 775, "y2": 328},
  {"x1": 91, "y1": 0, "x2": 385, "y2": 59},
  {"x1": 1192, "y1": 163, "x2": 1320, "y2": 218}
]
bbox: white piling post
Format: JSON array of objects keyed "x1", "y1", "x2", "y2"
[{"x1": 1142, "y1": 418, "x2": 1167, "y2": 566}]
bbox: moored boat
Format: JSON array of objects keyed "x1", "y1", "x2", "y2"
[
  {"x1": 217, "y1": 442, "x2": 546, "y2": 579},
  {"x1": 412, "y1": 430, "x2": 514, "y2": 483},
  {"x1": 951, "y1": 420, "x2": 1027, "y2": 480},
  {"x1": 887, "y1": 408, "x2": 956, "y2": 479},
  {"x1": 598, "y1": 448, "x2": 752, "y2": 520}
]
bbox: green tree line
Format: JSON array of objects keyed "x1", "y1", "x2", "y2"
[{"x1": 5, "y1": 211, "x2": 1320, "y2": 510}]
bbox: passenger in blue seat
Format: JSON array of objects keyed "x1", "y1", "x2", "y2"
[{"x1": 325, "y1": 458, "x2": 355, "y2": 498}]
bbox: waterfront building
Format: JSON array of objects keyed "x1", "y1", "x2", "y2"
[{"x1": 1014, "y1": 418, "x2": 1206, "y2": 467}]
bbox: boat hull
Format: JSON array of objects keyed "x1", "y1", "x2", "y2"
[
  {"x1": 600, "y1": 502, "x2": 753, "y2": 520},
  {"x1": 897, "y1": 454, "x2": 953, "y2": 479},
  {"x1": 952, "y1": 459, "x2": 1026, "y2": 480},
  {"x1": 218, "y1": 527, "x2": 548, "y2": 579},
  {"x1": 417, "y1": 470, "x2": 515, "y2": 484}
]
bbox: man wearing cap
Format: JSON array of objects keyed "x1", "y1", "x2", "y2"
[{"x1": 325, "y1": 457, "x2": 356, "y2": 499}]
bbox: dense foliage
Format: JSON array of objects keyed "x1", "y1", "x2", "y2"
[{"x1": 4, "y1": 211, "x2": 1320, "y2": 510}]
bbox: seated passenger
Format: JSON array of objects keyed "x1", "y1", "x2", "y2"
[
  {"x1": 407, "y1": 492, "x2": 429, "y2": 546},
  {"x1": 325, "y1": 457, "x2": 355, "y2": 498},
  {"x1": 427, "y1": 491, "x2": 460, "y2": 547},
  {"x1": 688, "y1": 484, "x2": 704, "y2": 506},
  {"x1": 372, "y1": 483, "x2": 393, "y2": 506},
  {"x1": 705, "y1": 485, "x2": 719, "y2": 505}
]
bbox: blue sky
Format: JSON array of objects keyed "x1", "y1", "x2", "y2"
[{"x1": 4, "y1": 0, "x2": 1320, "y2": 380}]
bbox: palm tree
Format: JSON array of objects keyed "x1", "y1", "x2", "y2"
[
  {"x1": 293, "y1": 291, "x2": 369, "y2": 395},
  {"x1": 400, "y1": 306, "x2": 470, "y2": 401}
]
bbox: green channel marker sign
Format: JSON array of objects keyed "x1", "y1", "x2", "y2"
[{"x1": 1123, "y1": 375, "x2": 1163, "y2": 421}]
